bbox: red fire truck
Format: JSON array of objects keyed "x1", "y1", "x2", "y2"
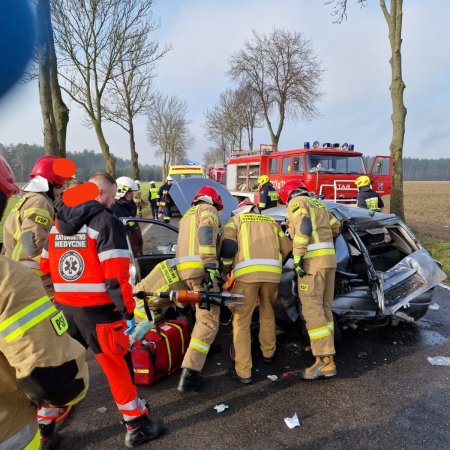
[
  {"x1": 206, "y1": 165, "x2": 226, "y2": 184},
  {"x1": 223, "y1": 142, "x2": 392, "y2": 204}
]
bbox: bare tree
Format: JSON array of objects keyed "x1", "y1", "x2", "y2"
[
  {"x1": 36, "y1": 0, "x2": 68, "y2": 156},
  {"x1": 229, "y1": 29, "x2": 322, "y2": 147},
  {"x1": 147, "y1": 93, "x2": 194, "y2": 177},
  {"x1": 52, "y1": 0, "x2": 151, "y2": 176},
  {"x1": 104, "y1": 1, "x2": 170, "y2": 180},
  {"x1": 236, "y1": 84, "x2": 264, "y2": 150},
  {"x1": 203, "y1": 147, "x2": 226, "y2": 166},
  {"x1": 326, "y1": 0, "x2": 406, "y2": 219}
]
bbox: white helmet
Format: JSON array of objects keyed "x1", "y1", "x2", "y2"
[
  {"x1": 166, "y1": 176, "x2": 173, "y2": 181},
  {"x1": 135, "y1": 179, "x2": 141, "y2": 187},
  {"x1": 116, "y1": 176, "x2": 139, "y2": 199}
]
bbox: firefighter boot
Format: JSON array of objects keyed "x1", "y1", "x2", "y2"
[
  {"x1": 177, "y1": 368, "x2": 203, "y2": 392},
  {"x1": 124, "y1": 415, "x2": 165, "y2": 448},
  {"x1": 39, "y1": 421, "x2": 59, "y2": 450},
  {"x1": 300, "y1": 356, "x2": 337, "y2": 380}
]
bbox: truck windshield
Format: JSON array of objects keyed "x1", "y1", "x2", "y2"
[{"x1": 306, "y1": 154, "x2": 366, "y2": 174}]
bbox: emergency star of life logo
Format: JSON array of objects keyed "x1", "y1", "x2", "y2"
[{"x1": 59, "y1": 251, "x2": 85, "y2": 282}]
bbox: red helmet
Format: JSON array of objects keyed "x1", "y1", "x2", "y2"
[
  {"x1": 30, "y1": 155, "x2": 66, "y2": 185},
  {"x1": 193, "y1": 186, "x2": 223, "y2": 210},
  {"x1": 0, "y1": 155, "x2": 19, "y2": 198},
  {"x1": 278, "y1": 180, "x2": 308, "y2": 204}
]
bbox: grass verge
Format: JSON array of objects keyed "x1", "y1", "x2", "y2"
[{"x1": 415, "y1": 231, "x2": 450, "y2": 280}]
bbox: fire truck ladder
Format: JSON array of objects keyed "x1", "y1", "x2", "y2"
[{"x1": 319, "y1": 180, "x2": 359, "y2": 204}]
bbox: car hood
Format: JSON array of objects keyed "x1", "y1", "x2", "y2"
[{"x1": 169, "y1": 178, "x2": 238, "y2": 223}]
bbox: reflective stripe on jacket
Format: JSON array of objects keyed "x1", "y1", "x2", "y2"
[
  {"x1": 40, "y1": 208, "x2": 135, "y2": 319},
  {"x1": 176, "y1": 203, "x2": 220, "y2": 281},
  {"x1": 220, "y1": 213, "x2": 292, "y2": 283},
  {"x1": 286, "y1": 196, "x2": 341, "y2": 271},
  {"x1": 258, "y1": 182, "x2": 278, "y2": 210}
]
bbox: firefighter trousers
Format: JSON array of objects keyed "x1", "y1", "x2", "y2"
[
  {"x1": 298, "y1": 267, "x2": 336, "y2": 356},
  {"x1": 59, "y1": 304, "x2": 149, "y2": 422},
  {"x1": 181, "y1": 277, "x2": 220, "y2": 372},
  {"x1": 231, "y1": 281, "x2": 278, "y2": 378}
]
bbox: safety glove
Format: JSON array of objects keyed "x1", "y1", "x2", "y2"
[
  {"x1": 293, "y1": 256, "x2": 306, "y2": 278},
  {"x1": 203, "y1": 266, "x2": 217, "y2": 289},
  {"x1": 124, "y1": 317, "x2": 136, "y2": 336}
]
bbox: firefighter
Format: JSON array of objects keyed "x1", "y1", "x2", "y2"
[
  {"x1": 219, "y1": 199, "x2": 292, "y2": 383},
  {"x1": 3, "y1": 155, "x2": 68, "y2": 297},
  {"x1": 354, "y1": 175, "x2": 384, "y2": 212},
  {"x1": 158, "y1": 176, "x2": 174, "y2": 223},
  {"x1": 148, "y1": 181, "x2": 160, "y2": 220},
  {"x1": 0, "y1": 155, "x2": 89, "y2": 450},
  {"x1": 133, "y1": 180, "x2": 147, "y2": 218},
  {"x1": 40, "y1": 172, "x2": 165, "y2": 448},
  {"x1": 281, "y1": 180, "x2": 341, "y2": 380},
  {"x1": 257, "y1": 175, "x2": 279, "y2": 210},
  {"x1": 176, "y1": 186, "x2": 222, "y2": 392},
  {"x1": 112, "y1": 176, "x2": 143, "y2": 257}
]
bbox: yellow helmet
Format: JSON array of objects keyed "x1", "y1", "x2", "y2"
[
  {"x1": 355, "y1": 175, "x2": 371, "y2": 188},
  {"x1": 258, "y1": 175, "x2": 269, "y2": 185}
]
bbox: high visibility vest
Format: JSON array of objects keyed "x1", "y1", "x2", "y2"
[{"x1": 149, "y1": 187, "x2": 159, "y2": 201}]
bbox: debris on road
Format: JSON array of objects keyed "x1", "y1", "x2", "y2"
[
  {"x1": 267, "y1": 375, "x2": 278, "y2": 381},
  {"x1": 357, "y1": 352, "x2": 368, "y2": 358},
  {"x1": 214, "y1": 404, "x2": 229, "y2": 413},
  {"x1": 427, "y1": 356, "x2": 450, "y2": 366},
  {"x1": 429, "y1": 303, "x2": 440, "y2": 311},
  {"x1": 96, "y1": 407, "x2": 107, "y2": 413},
  {"x1": 284, "y1": 413, "x2": 301, "y2": 429}
]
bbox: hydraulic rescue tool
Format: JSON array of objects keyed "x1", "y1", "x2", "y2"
[{"x1": 133, "y1": 290, "x2": 245, "y2": 310}]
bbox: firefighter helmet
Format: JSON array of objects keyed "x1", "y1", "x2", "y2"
[
  {"x1": 192, "y1": 186, "x2": 223, "y2": 210},
  {"x1": 166, "y1": 176, "x2": 174, "y2": 182},
  {"x1": 135, "y1": 179, "x2": 141, "y2": 188},
  {"x1": 29, "y1": 155, "x2": 66, "y2": 185},
  {"x1": 116, "y1": 176, "x2": 139, "y2": 199},
  {"x1": 150, "y1": 181, "x2": 156, "y2": 187},
  {"x1": 355, "y1": 175, "x2": 371, "y2": 188},
  {"x1": 0, "y1": 155, "x2": 19, "y2": 217},
  {"x1": 278, "y1": 180, "x2": 308, "y2": 204},
  {"x1": 257, "y1": 175, "x2": 270, "y2": 186},
  {"x1": 232, "y1": 198, "x2": 259, "y2": 216}
]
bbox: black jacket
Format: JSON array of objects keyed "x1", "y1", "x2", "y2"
[
  {"x1": 357, "y1": 186, "x2": 384, "y2": 211},
  {"x1": 111, "y1": 198, "x2": 137, "y2": 218},
  {"x1": 259, "y1": 182, "x2": 278, "y2": 210}
]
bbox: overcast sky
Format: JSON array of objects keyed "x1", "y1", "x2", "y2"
[{"x1": 0, "y1": 0, "x2": 449, "y2": 166}]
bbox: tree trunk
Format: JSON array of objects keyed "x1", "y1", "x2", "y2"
[
  {"x1": 37, "y1": 0, "x2": 58, "y2": 155},
  {"x1": 93, "y1": 121, "x2": 116, "y2": 176},
  {"x1": 129, "y1": 121, "x2": 140, "y2": 180},
  {"x1": 383, "y1": 0, "x2": 406, "y2": 220}
]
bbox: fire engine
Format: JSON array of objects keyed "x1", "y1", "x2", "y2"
[
  {"x1": 206, "y1": 165, "x2": 226, "y2": 184},
  {"x1": 222, "y1": 142, "x2": 392, "y2": 204}
]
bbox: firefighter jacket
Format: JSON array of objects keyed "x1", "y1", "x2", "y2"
[
  {"x1": 3, "y1": 192, "x2": 54, "y2": 273},
  {"x1": 0, "y1": 257, "x2": 88, "y2": 448},
  {"x1": 175, "y1": 203, "x2": 220, "y2": 281},
  {"x1": 112, "y1": 198, "x2": 138, "y2": 218},
  {"x1": 259, "y1": 182, "x2": 279, "y2": 210},
  {"x1": 148, "y1": 187, "x2": 160, "y2": 201},
  {"x1": 219, "y1": 213, "x2": 292, "y2": 283},
  {"x1": 286, "y1": 196, "x2": 341, "y2": 272},
  {"x1": 158, "y1": 183, "x2": 173, "y2": 206},
  {"x1": 40, "y1": 201, "x2": 135, "y2": 320},
  {"x1": 133, "y1": 259, "x2": 187, "y2": 322},
  {"x1": 133, "y1": 190, "x2": 147, "y2": 209},
  {"x1": 357, "y1": 186, "x2": 384, "y2": 211}
]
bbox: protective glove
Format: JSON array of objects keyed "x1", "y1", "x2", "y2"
[
  {"x1": 293, "y1": 256, "x2": 306, "y2": 278},
  {"x1": 129, "y1": 320, "x2": 151, "y2": 345},
  {"x1": 204, "y1": 268, "x2": 217, "y2": 289},
  {"x1": 124, "y1": 317, "x2": 136, "y2": 336}
]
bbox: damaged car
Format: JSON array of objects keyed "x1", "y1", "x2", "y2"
[{"x1": 122, "y1": 179, "x2": 446, "y2": 338}]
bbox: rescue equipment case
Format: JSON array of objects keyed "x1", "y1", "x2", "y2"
[{"x1": 131, "y1": 320, "x2": 190, "y2": 385}]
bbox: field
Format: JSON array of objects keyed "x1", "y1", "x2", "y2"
[{"x1": 1, "y1": 182, "x2": 449, "y2": 278}]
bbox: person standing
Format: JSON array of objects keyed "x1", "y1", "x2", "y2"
[
  {"x1": 176, "y1": 186, "x2": 222, "y2": 392},
  {"x1": 158, "y1": 176, "x2": 174, "y2": 223},
  {"x1": 257, "y1": 175, "x2": 279, "y2": 210},
  {"x1": 354, "y1": 175, "x2": 384, "y2": 212},
  {"x1": 0, "y1": 155, "x2": 89, "y2": 450},
  {"x1": 3, "y1": 155, "x2": 68, "y2": 297},
  {"x1": 40, "y1": 172, "x2": 165, "y2": 448},
  {"x1": 111, "y1": 176, "x2": 143, "y2": 257},
  {"x1": 133, "y1": 180, "x2": 146, "y2": 218},
  {"x1": 148, "y1": 181, "x2": 160, "y2": 220},
  {"x1": 282, "y1": 180, "x2": 341, "y2": 380},
  {"x1": 219, "y1": 199, "x2": 292, "y2": 383}
]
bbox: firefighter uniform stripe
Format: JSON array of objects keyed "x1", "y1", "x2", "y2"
[
  {"x1": 199, "y1": 245, "x2": 216, "y2": 255},
  {"x1": 177, "y1": 261, "x2": 204, "y2": 271},
  {"x1": 306, "y1": 242, "x2": 334, "y2": 251},
  {"x1": 189, "y1": 337, "x2": 210, "y2": 354},
  {"x1": 327, "y1": 321, "x2": 334, "y2": 331},
  {"x1": 0, "y1": 295, "x2": 56, "y2": 342},
  {"x1": 53, "y1": 283, "x2": 107, "y2": 292},
  {"x1": 234, "y1": 258, "x2": 282, "y2": 271},
  {"x1": 98, "y1": 249, "x2": 130, "y2": 262},
  {"x1": 303, "y1": 248, "x2": 336, "y2": 259},
  {"x1": 241, "y1": 223, "x2": 250, "y2": 260},
  {"x1": 293, "y1": 235, "x2": 309, "y2": 245},
  {"x1": 234, "y1": 264, "x2": 282, "y2": 278},
  {"x1": 308, "y1": 326, "x2": 331, "y2": 340},
  {"x1": 292, "y1": 207, "x2": 308, "y2": 217},
  {"x1": 23, "y1": 207, "x2": 51, "y2": 219},
  {"x1": 133, "y1": 369, "x2": 150, "y2": 373}
]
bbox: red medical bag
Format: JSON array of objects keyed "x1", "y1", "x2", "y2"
[{"x1": 131, "y1": 320, "x2": 190, "y2": 385}]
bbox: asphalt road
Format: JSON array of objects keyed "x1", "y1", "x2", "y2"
[{"x1": 56, "y1": 286, "x2": 450, "y2": 450}]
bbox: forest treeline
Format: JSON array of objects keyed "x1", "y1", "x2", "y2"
[{"x1": 0, "y1": 143, "x2": 162, "y2": 182}]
